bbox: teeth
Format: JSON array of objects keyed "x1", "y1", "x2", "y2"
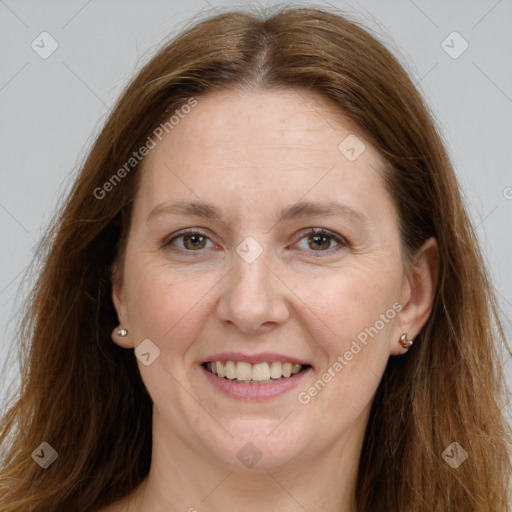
[
  {"x1": 205, "y1": 360, "x2": 305, "y2": 382},
  {"x1": 225, "y1": 360, "x2": 237, "y2": 379},
  {"x1": 236, "y1": 361, "x2": 252, "y2": 381},
  {"x1": 291, "y1": 364, "x2": 301, "y2": 375},
  {"x1": 216, "y1": 361, "x2": 226, "y2": 378},
  {"x1": 251, "y1": 362, "x2": 270, "y2": 381},
  {"x1": 270, "y1": 361, "x2": 282, "y2": 379}
]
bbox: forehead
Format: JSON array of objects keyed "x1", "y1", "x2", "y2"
[{"x1": 134, "y1": 88, "x2": 392, "y2": 226}]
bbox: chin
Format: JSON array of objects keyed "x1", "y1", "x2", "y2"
[{"x1": 198, "y1": 418, "x2": 309, "y2": 471}]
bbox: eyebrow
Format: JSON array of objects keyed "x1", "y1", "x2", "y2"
[{"x1": 146, "y1": 199, "x2": 370, "y2": 226}]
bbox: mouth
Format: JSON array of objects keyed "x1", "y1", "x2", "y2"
[
  {"x1": 200, "y1": 352, "x2": 313, "y2": 400},
  {"x1": 202, "y1": 360, "x2": 311, "y2": 384}
]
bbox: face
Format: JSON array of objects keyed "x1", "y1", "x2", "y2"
[{"x1": 111, "y1": 88, "x2": 429, "y2": 472}]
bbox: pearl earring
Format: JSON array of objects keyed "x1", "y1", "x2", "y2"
[{"x1": 399, "y1": 333, "x2": 413, "y2": 348}]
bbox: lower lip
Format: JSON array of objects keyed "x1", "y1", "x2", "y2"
[{"x1": 200, "y1": 365, "x2": 312, "y2": 401}]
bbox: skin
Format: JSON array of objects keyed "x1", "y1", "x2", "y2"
[{"x1": 105, "y1": 88, "x2": 438, "y2": 512}]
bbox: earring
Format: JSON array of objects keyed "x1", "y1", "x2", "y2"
[
  {"x1": 116, "y1": 328, "x2": 128, "y2": 337},
  {"x1": 399, "y1": 333, "x2": 413, "y2": 348}
]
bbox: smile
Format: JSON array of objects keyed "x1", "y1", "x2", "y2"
[
  {"x1": 200, "y1": 355, "x2": 312, "y2": 400},
  {"x1": 203, "y1": 360, "x2": 308, "y2": 383}
]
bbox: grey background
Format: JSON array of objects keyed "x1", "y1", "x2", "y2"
[{"x1": 1, "y1": 0, "x2": 511, "y2": 421}]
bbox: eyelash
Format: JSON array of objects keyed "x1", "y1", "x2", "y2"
[{"x1": 163, "y1": 228, "x2": 348, "y2": 256}]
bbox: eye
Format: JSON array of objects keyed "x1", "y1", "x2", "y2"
[
  {"x1": 163, "y1": 228, "x2": 348, "y2": 255},
  {"x1": 164, "y1": 229, "x2": 215, "y2": 252},
  {"x1": 295, "y1": 228, "x2": 348, "y2": 254}
]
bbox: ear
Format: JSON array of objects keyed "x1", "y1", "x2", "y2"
[
  {"x1": 390, "y1": 237, "x2": 439, "y2": 355},
  {"x1": 110, "y1": 258, "x2": 134, "y2": 349}
]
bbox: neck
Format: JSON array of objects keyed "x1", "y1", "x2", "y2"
[{"x1": 123, "y1": 409, "x2": 368, "y2": 512}]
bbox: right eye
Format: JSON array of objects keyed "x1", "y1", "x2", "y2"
[{"x1": 164, "y1": 229, "x2": 216, "y2": 252}]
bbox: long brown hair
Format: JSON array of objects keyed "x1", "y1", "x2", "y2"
[{"x1": 1, "y1": 6, "x2": 510, "y2": 511}]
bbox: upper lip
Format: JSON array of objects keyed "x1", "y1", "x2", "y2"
[{"x1": 201, "y1": 352, "x2": 311, "y2": 366}]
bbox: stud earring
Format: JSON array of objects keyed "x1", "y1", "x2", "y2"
[
  {"x1": 399, "y1": 333, "x2": 413, "y2": 348},
  {"x1": 116, "y1": 328, "x2": 128, "y2": 337}
]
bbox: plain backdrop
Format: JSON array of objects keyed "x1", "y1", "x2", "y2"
[{"x1": 1, "y1": 0, "x2": 511, "y2": 422}]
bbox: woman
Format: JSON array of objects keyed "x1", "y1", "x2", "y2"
[{"x1": 0, "y1": 6, "x2": 510, "y2": 511}]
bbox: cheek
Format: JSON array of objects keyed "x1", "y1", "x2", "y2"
[
  {"x1": 293, "y1": 272, "x2": 399, "y2": 432},
  {"x1": 293, "y1": 265, "x2": 401, "y2": 354},
  {"x1": 124, "y1": 257, "x2": 219, "y2": 355}
]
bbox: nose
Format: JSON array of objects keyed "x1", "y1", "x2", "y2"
[{"x1": 215, "y1": 246, "x2": 291, "y2": 334}]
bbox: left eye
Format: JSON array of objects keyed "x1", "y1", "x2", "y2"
[{"x1": 295, "y1": 228, "x2": 347, "y2": 253}]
